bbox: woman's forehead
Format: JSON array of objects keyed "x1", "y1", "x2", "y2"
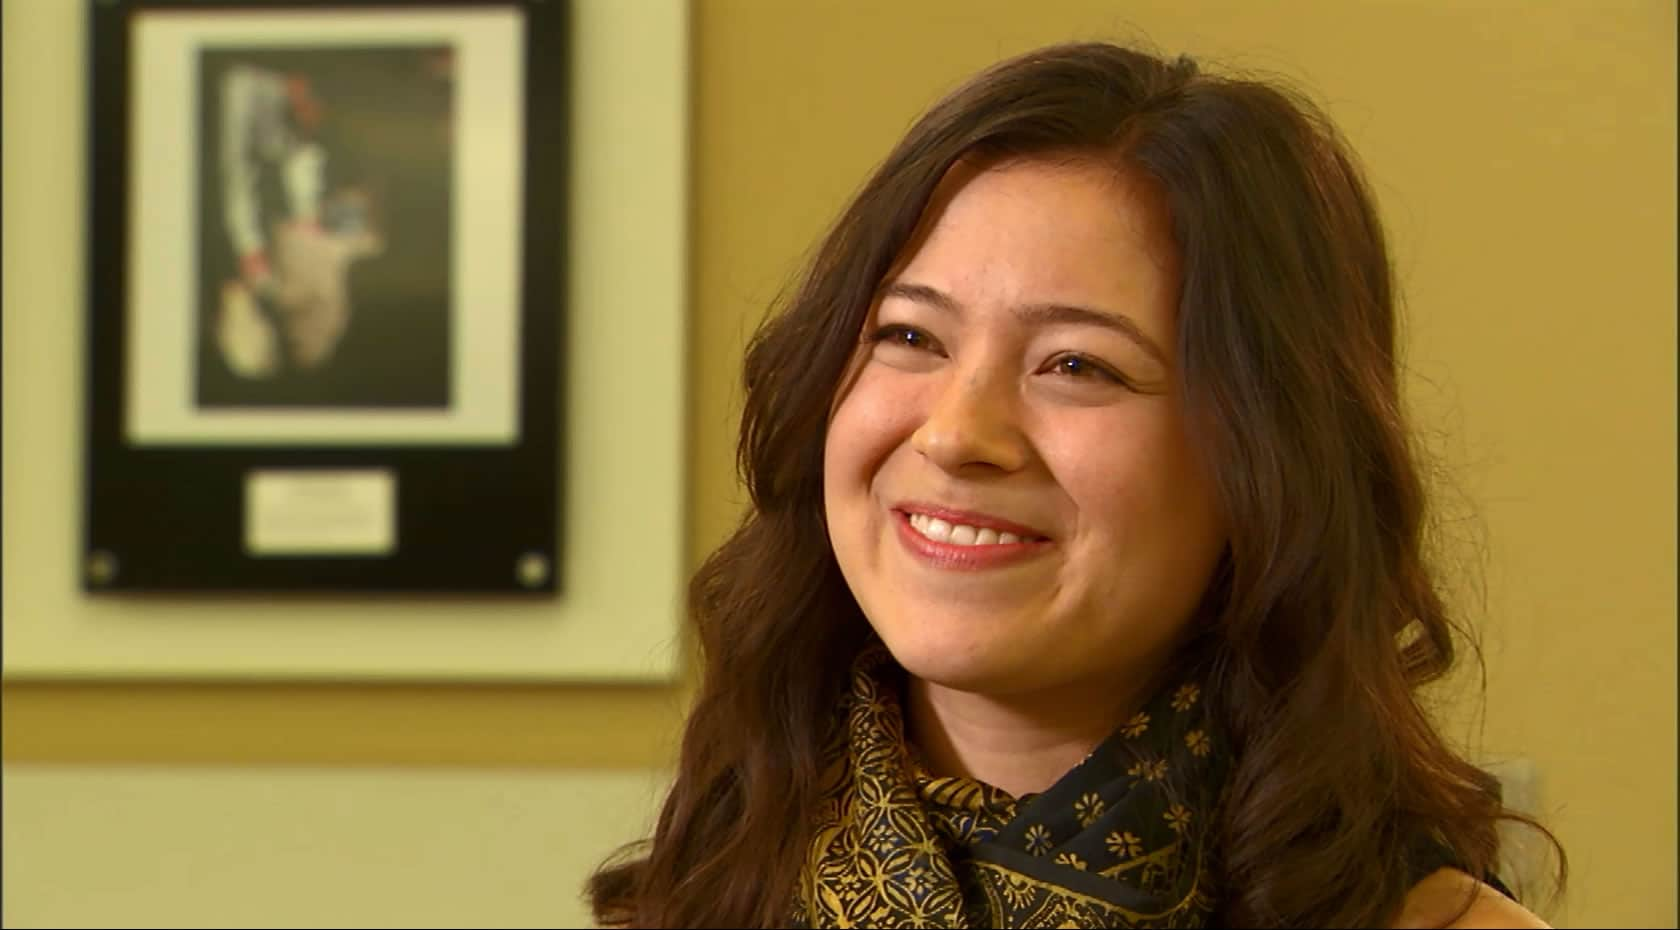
[{"x1": 879, "y1": 157, "x2": 1183, "y2": 332}]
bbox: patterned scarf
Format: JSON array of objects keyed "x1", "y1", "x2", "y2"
[{"x1": 793, "y1": 643, "x2": 1227, "y2": 928}]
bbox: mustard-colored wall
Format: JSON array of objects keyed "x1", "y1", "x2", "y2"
[
  {"x1": 690, "y1": 3, "x2": 1675, "y2": 927},
  {"x1": 4, "y1": 1, "x2": 1673, "y2": 928}
]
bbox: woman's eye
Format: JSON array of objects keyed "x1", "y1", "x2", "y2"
[
  {"x1": 867, "y1": 324, "x2": 937, "y2": 352},
  {"x1": 1045, "y1": 353, "x2": 1126, "y2": 385}
]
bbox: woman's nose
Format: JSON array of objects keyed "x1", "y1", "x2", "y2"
[{"x1": 909, "y1": 367, "x2": 1030, "y2": 474}]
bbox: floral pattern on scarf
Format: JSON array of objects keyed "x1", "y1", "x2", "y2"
[{"x1": 793, "y1": 643, "x2": 1227, "y2": 928}]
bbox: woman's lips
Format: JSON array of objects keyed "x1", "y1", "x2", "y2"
[{"x1": 892, "y1": 508, "x2": 1051, "y2": 571}]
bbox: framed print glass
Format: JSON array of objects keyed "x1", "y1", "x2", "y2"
[{"x1": 83, "y1": 0, "x2": 567, "y2": 593}]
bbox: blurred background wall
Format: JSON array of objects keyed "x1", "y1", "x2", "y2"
[{"x1": 4, "y1": 0, "x2": 1673, "y2": 927}]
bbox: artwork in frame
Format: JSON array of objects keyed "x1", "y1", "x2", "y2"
[{"x1": 83, "y1": 0, "x2": 568, "y2": 593}]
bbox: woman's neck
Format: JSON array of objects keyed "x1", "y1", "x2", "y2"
[{"x1": 904, "y1": 674, "x2": 1149, "y2": 798}]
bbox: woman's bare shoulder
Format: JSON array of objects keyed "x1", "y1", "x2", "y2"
[{"x1": 1391, "y1": 867, "x2": 1551, "y2": 929}]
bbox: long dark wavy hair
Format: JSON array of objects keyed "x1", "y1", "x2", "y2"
[{"x1": 589, "y1": 41, "x2": 1564, "y2": 928}]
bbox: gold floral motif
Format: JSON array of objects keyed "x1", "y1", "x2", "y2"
[
  {"x1": 970, "y1": 860, "x2": 1211, "y2": 928},
  {"x1": 1073, "y1": 792, "x2": 1106, "y2": 827},
  {"x1": 1164, "y1": 804, "x2": 1193, "y2": 835},
  {"x1": 1000, "y1": 873, "x2": 1037, "y2": 911},
  {"x1": 1106, "y1": 830, "x2": 1144, "y2": 859},
  {"x1": 1127, "y1": 758, "x2": 1169, "y2": 782},
  {"x1": 794, "y1": 644, "x2": 1218, "y2": 928},
  {"x1": 1055, "y1": 852, "x2": 1090, "y2": 871}
]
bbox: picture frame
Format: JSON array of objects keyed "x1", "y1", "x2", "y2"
[{"x1": 83, "y1": 0, "x2": 568, "y2": 593}]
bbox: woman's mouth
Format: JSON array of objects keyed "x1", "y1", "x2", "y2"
[
  {"x1": 905, "y1": 512, "x2": 1037, "y2": 546},
  {"x1": 893, "y1": 508, "x2": 1050, "y2": 570}
]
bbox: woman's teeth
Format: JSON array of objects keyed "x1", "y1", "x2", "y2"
[{"x1": 908, "y1": 512, "x2": 1025, "y2": 546}]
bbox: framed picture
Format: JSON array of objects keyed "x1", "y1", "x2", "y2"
[{"x1": 83, "y1": 0, "x2": 567, "y2": 593}]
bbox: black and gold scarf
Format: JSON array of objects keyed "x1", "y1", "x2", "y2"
[{"x1": 793, "y1": 644, "x2": 1227, "y2": 928}]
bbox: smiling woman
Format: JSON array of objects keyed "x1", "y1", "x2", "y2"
[
  {"x1": 824, "y1": 160, "x2": 1226, "y2": 778},
  {"x1": 588, "y1": 42, "x2": 1564, "y2": 928}
]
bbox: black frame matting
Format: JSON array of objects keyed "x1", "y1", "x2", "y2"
[{"x1": 83, "y1": 0, "x2": 568, "y2": 593}]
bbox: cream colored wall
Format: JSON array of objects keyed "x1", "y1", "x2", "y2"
[
  {"x1": 3, "y1": 0, "x2": 1672, "y2": 928},
  {"x1": 1, "y1": 763, "x2": 671, "y2": 928},
  {"x1": 2, "y1": 0, "x2": 691, "y2": 925}
]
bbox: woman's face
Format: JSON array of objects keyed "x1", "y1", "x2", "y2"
[{"x1": 822, "y1": 157, "x2": 1227, "y2": 703}]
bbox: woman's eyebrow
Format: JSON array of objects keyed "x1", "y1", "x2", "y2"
[{"x1": 881, "y1": 280, "x2": 1167, "y2": 364}]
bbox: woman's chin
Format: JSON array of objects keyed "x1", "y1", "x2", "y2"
[{"x1": 871, "y1": 624, "x2": 1023, "y2": 696}]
